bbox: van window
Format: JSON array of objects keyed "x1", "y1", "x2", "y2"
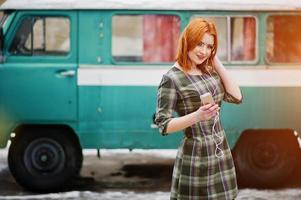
[
  {"x1": 231, "y1": 17, "x2": 256, "y2": 61},
  {"x1": 193, "y1": 16, "x2": 256, "y2": 63},
  {"x1": 9, "y1": 16, "x2": 70, "y2": 56},
  {"x1": 202, "y1": 17, "x2": 228, "y2": 61},
  {"x1": 266, "y1": 15, "x2": 301, "y2": 63},
  {"x1": 112, "y1": 15, "x2": 180, "y2": 63}
]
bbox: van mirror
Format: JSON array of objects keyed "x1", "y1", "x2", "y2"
[{"x1": 0, "y1": 27, "x2": 4, "y2": 63}]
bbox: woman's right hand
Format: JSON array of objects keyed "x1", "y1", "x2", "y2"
[{"x1": 194, "y1": 103, "x2": 220, "y2": 122}]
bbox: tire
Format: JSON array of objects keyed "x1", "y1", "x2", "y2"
[
  {"x1": 8, "y1": 127, "x2": 83, "y2": 192},
  {"x1": 233, "y1": 130, "x2": 300, "y2": 188}
]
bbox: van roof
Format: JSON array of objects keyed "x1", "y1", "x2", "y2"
[{"x1": 1, "y1": 0, "x2": 301, "y2": 11}]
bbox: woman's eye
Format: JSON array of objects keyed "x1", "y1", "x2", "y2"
[{"x1": 198, "y1": 42, "x2": 213, "y2": 49}]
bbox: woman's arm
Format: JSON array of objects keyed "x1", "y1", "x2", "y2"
[
  {"x1": 213, "y1": 56, "x2": 242, "y2": 101},
  {"x1": 165, "y1": 103, "x2": 219, "y2": 134},
  {"x1": 155, "y1": 74, "x2": 219, "y2": 135}
]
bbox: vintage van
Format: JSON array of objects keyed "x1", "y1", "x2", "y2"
[{"x1": 1, "y1": 0, "x2": 301, "y2": 191}]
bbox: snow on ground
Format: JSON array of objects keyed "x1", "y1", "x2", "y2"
[
  {"x1": 0, "y1": 146, "x2": 8, "y2": 172},
  {"x1": 83, "y1": 149, "x2": 178, "y2": 158},
  {"x1": 1, "y1": 148, "x2": 301, "y2": 199},
  {"x1": 0, "y1": 148, "x2": 178, "y2": 173},
  {"x1": 0, "y1": 189, "x2": 301, "y2": 200},
  {"x1": 0, "y1": 191, "x2": 170, "y2": 200},
  {"x1": 0, "y1": 164, "x2": 6, "y2": 172}
]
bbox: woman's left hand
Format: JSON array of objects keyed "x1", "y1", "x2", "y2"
[{"x1": 212, "y1": 56, "x2": 223, "y2": 72}]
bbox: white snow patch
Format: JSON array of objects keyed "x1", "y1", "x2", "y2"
[
  {"x1": 0, "y1": 191, "x2": 170, "y2": 200},
  {"x1": 0, "y1": 164, "x2": 7, "y2": 172},
  {"x1": 237, "y1": 189, "x2": 301, "y2": 199},
  {"x1": 0, "y1": 191, "x2": 82, "y2": 199},
  {"x1": 0, "y1": 146, "x2": 8, "y2": 172},
  {"x1": 0, "y1": 147, "x2": 8, "y2": 157},
  {"x1": 83, "y1": 149, "x2": 177, "y2": 159},
  {"x1": 1, "y1": 189, "x2": 301, "y2": 200}
]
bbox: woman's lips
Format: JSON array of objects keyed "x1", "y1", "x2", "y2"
[{"x1": 197, "y1": 55, "x2": 206, "y2": 60}]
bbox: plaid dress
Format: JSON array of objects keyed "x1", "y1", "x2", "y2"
[{"x1": 155, "y1": 65, "x2": 242, "y2": 200}]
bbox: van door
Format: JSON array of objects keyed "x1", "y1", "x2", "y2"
[{"x1": 0, "y1": 11, "x2": 77, "y2": 121}]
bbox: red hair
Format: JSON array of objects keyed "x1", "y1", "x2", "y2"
[{"x1": 176, "y1": 18, "x2": 218, "y2": 74}]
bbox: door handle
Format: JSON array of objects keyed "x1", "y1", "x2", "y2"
[
  {"x1": 57, "y1": 70, "x2": 76, "y2": 77},
  {"x1": 151, "y1": 113, "x2": 158, "y2": 129},
  {"x1": 150, "y1": 124, "x2": 158, "y2": 129}
]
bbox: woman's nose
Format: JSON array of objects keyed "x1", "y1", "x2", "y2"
[{"x1": 200, "y1": 46, "x2": 210, "y2": 55}]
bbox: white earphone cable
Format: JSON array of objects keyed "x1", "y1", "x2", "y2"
[
  {"x1": 186, "y1": 69, "x2": 224, "y2": 159},
  {"x1": 199, "y1": 72, "x2": 224, "y2": 159}
]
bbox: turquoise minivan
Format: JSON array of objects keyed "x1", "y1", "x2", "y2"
[{"x1": 1, "y1": 0, "x2": 301, "y2": 192}]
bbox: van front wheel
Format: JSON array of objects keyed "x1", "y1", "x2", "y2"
[{"x1": 8, "y1": 128, "x2": 83, "y2": 192}]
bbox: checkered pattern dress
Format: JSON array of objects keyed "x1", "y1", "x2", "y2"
[{"x1": 155, "y1": 66, "x2": 242, "y2": 200}]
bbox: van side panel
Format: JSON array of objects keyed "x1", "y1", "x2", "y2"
[
  {"x1": 77, "y1": 85, "x2": 183, "y2": 149},
  {"x1": 0, "y1": 11, "x2": 79, "y2": 147}
]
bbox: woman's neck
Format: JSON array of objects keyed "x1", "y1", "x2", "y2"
[
  {"x1": 174, "y1": 62, "x2": 203, "y2": 76},
  {"x1": 188, "y1": 67, "x2": 203, "y2": 75}
]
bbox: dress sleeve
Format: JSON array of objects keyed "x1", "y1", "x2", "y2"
[
  {"x1": 155, "y1": 75, "x2": 178, "y2": 136},
  {"x1": 223, "y1": 90, "x2": 243, "y2": 104}
]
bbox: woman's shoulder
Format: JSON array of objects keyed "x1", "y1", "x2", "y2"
[
  {"x1": 158, "y1": 65, "x2": 184, "y2": 88},
  {"x1": 164, "y1": 64, "x2": 184, "y2": 79}
]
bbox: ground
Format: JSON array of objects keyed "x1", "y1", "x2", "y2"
[{"x1": 1, "y1": 148, "x2": 301, "y2": 199}]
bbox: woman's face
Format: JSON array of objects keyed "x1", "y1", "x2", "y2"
[{"x1": 188, "y1": 32, "x2": 214, "y2": 68}]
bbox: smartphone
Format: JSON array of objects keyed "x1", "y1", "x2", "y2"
[{"x1": 200, "y1": 92, "x2": 215, "y2": 105}]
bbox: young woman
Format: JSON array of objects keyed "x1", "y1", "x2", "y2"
[{"x1": 155, "y1": 18, "x2": 243, "y2": 199}]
